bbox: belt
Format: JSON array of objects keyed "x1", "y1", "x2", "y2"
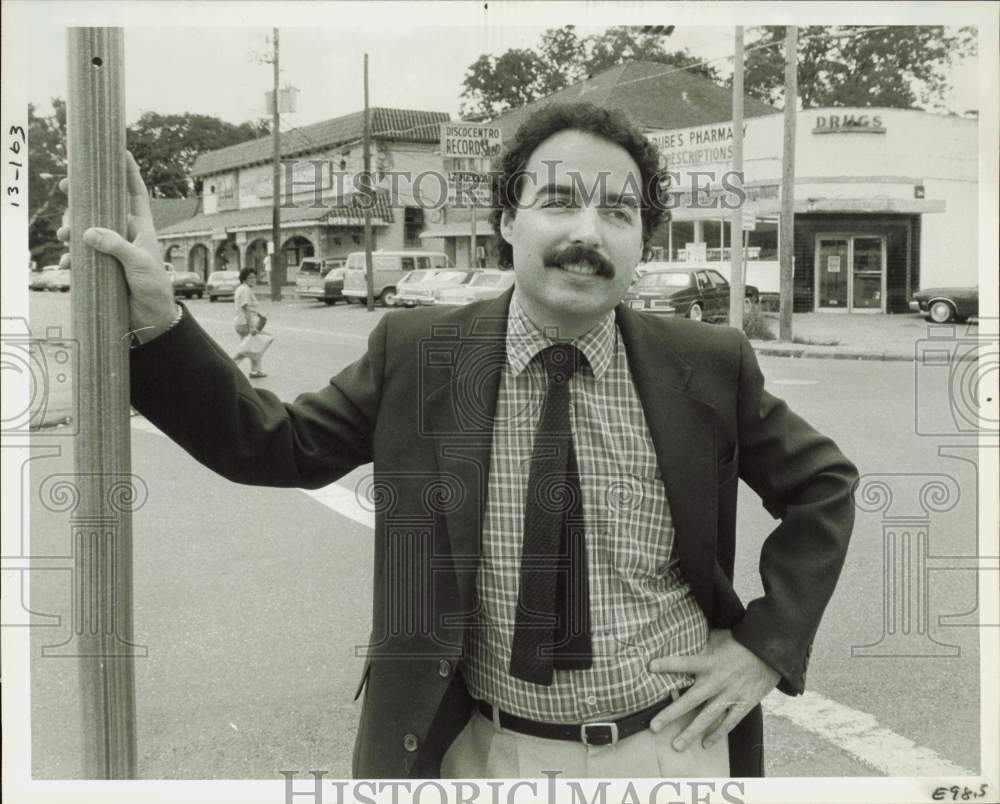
[{"x1": 474, "y1": 687, "x2": 687, "y2": 747}]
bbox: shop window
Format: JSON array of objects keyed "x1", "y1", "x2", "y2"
[{"x1": 404, "y1": 207, "x2": 424, "y2": 247}]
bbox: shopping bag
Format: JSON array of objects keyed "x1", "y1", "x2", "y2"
[{"x1": 239, "y1": 333, "x2": 274, "y2": 358}]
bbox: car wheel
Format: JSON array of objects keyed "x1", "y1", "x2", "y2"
[
  {"x1": 324, "y1": 298, "x2": 336, "y2": 306},
  {"x1": 688, "y1": 302, "x2": 703, "y2": 322},
  {"x1": 196, "y1": 292, "x2": 203, "y2": 299},
  {"x1": 209, "y1": 296, "x2": 217, "y2": 303},
  {"x1": 928, "y1": 300, "x2": 954, "y2": 323},
  {"x1": 346, "y1": 297, "x2": 359, "y2": 305},
  {"x1": 381, "y1": 288, "x2": 397, "y2": 307}
]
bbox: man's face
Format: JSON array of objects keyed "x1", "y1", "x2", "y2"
[{"x1": 500, "y1": 129, "x2": 645, "y2": 336}]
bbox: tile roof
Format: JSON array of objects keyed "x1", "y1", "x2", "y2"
[
  {"x1": 149, "y1": 197, "x2": 201, "y2": 230},
  {"x1": 491, "y1": 61, "x2": 777, "y2": 139},
  {"x1": 158, "y1": 195, "x2": 394, "y2": 237},
  {"x1": 191, "y1": 108, "x2": 450, "y2": 178}
]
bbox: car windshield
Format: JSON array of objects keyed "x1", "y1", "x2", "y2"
[
  {"x1": 400, "y1": 271, "x2": 437, "y2": 285},
  {"x1": 432, "y1": 271, "x2": 472, "y2": 284},
  {"x1": 209, "y1": 271, "x2": 238, "y2": 281},
  {"x1": 636, "y1": 272, "x2": 691, "y2": 289},
  {"x1": 469, "y1": 273, "x2": 512, "y2": 288},
  {"x1": 298, "y1": 261, "x2": 321, "y2": 275},
  {"x1": 177, "y1": 272, "x2": 200, "y2": 280}
]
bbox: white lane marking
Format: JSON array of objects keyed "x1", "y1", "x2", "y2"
[
  {"x1": 300, "y1": 482, "x2": 374, "y2": 529},
  {"x1": 763, "y1": 690, "x2": 975, "y2": 776},
  {"x1": 771, "y1": 378, "x2": 820, "y2": 386},
  {"x1": 130, "y1": 416, "x2": 373, "y2": 528},
  {"x1": 132, "y1": 416, "x2": 974, "y2": 777}
]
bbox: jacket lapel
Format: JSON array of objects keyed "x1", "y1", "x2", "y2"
[
  {"x1": 615, "y1": 306, "x2": 719, "y2": 620},
  {"x1": 422, "y1": 290, "x2": 512, "y2": 615}
]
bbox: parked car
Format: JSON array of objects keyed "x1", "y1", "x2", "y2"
[
  {"x1": 46, "y1": 267, "x2": 71, "y2": 292},
  {"x1": 622, "y1": 267, "x2": 758, "y2": 322},
  {"x1": 30, "y1": 265, "x2": 60, "y2": 291},
  {"x1": 909, "y1": 287, "x2": 978, "y2": 323},
  {"x1": 435, "y1": 270, "x2": 516, "y2": 306},
  {"x1": 397, "y1": 269, "x2": 479, "y2": 307},
  {"x1": 170, "y1": 271, "x2": 205, "y2": 299},
  {"x1": 206, "y1": 270, "x2": 240, "y2": 302},
  {"x1": 295, "y1": 257, "x2": 347, "y2": 305},
  {"x1": 391, "y1": 269, "x2": 443, "y2": 307},
  {"x1": 342, "y1": 250, "x2": 452, "y2": 306}
]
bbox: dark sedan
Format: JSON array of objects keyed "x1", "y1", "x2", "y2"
[
  {"x1": 171, "y1": 271, "x2": 205, "y2": 299},
  {"x1": 909, "y1": 287, "x2": 978, "y2": 323},
  {"x1": 623, "y1": 267, "x2": 758, "y2": 322}
]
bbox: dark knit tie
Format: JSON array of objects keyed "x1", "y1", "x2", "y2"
[{"x1": 509, "y1": 344, "x2": 593, "y2": 686}]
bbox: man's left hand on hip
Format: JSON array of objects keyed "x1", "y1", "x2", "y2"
[{"x1": 647, "y1": 629, "x2": 780, "y2": 750}]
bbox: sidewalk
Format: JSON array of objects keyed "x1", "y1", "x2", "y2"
[{"x1": 749, "y1": 312, "x2": 980, "y2": 361}]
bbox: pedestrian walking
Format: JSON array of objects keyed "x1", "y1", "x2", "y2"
[
  {"x1": 63, "y1": 108, "x2": 858, "y2": 780},
  {"x1": 232, "y1": 267, "x2": 268, "y2": 379}
]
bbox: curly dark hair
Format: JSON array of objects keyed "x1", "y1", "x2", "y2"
[
  {"x1": 489, "y1": 102, "x2": 668, "y2": 268},
  {"x1": 239, "y1": 267, "x2": 255, "y2": 284}
]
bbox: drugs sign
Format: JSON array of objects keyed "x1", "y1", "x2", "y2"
[{"x1": 441, "y1": 123, "x2": 502, "y2": 206}]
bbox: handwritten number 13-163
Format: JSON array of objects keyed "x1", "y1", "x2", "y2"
[{"x1": 8, "y1": 125, "x2": 26, "y2": 206}]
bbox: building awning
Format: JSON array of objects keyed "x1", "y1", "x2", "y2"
[
  {"x1": 159, "y1": 196, "x2": 394, "y2": 240},
  {"x1": 419, "y1": 220, "x2": 495, "y2": 239},
  {"x1": 670, "y1": 196, "x2": 945, "y2": 222}
]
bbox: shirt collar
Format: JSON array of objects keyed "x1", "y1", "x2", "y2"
[{"x1": 505, "y1": 293, "x2": 615, "y2": 381}]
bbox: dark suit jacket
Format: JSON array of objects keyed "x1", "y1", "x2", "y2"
[{"x1": 130, "y1": 289, "x2": 858, "y2": 778}]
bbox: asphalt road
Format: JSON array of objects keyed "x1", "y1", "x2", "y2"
[{"x1": 22, "y1": 292, "x2": 985, "y2": 780}]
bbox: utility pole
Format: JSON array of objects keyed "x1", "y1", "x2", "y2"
[
  {"x1": 66, "y1": 26, "x2": 137, "y2": 778},
  {"x1": 363, "y1": 52, "x2": 375, "y2": 311},
  {"x1": 779, "y1": 26, "x2": 798, "y2": 340},
  {"x1": 270, "y1": 27, "x2": 282, "y2": 301},
  {"x1": 728, "y1": 25, "x2": 745, "y2": 329}
]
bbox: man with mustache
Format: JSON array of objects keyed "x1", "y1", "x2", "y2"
[{"x1": 63, "y1": 101, "x2": 857, "y2": 779}]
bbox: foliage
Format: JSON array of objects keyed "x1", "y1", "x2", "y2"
[
  {"x1": 28, "y1": 99, "x2": 67, "y2": 261},
  {"x1": 742, "y1": 305, "x2": 776, "y2": 341},
  {"x1": 127, "y1": 112, "x2": 270, "y2": 198},
  {"x1": 27, "y1": 102, "x2": 270, "y2": 255},
  {"x1": 461, "y1": 26, "x2": 722, "y2": 118},
  {"x1": 742, "y1": 26, "x2": 978, "y2": 111}
]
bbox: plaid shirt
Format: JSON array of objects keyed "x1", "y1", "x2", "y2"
[{"x1": 463, "y1": 294, "x2": 708, "y2": 722}]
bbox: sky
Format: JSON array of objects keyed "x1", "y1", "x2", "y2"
[{"x1": 14, "y1": 3, "x2": 982, "y2": 129}]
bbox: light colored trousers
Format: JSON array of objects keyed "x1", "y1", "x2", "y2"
[{"x1": 441, "y1": 705, "x2": 730, "y2": 778}]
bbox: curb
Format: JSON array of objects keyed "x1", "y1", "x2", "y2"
[{"x1": 752, "y1": 343, "x2": 914, "y2": 362}]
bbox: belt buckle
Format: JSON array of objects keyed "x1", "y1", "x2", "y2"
[{"x1": 581, "y1": 721, "x2": 619, "y2": 746}]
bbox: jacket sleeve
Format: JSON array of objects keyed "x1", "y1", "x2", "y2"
[
  {"x1": 129, "y1": 304, "x2": 385, "y2": 489},
  {"x1": 729, "y1": 331, "x2": 859, "y2": 695}
]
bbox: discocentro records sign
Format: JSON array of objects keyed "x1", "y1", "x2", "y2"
[{"x1": 440, "y1": 122, "x2": 502, "y2": 206}]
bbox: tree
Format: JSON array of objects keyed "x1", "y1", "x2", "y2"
[
  {"x1": 460, "y1": 26, "x2": 722, "y2": 118},
  {"x1": 742, "y1": 26, "x2": 978, "y2": 110},
  {"x1": 126, "y1": 112, "x2": 270, "y2": 198},
  {"x1": 28, "y1": 99, "x2": 68, "y2": 265}
]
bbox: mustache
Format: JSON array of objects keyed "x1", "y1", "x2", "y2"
[{"x1": 543, "y1": 245, "x2": 616, "y2": 278}]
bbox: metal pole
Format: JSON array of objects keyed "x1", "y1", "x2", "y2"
[
  {"x1": 728, "y1": 25, "x2": 745, "y2": 329},
  {"x1": 270, "y1": 27, "x2": 282, "y2": 301},
  {"x1": 363, "y1": 53, "x2": 375, "y2": 311},
  {"x1": 66, "y1": 26, "x2": 137, "y2": 778},
  {"x1": 470, "y1": 202, "x2": 477, "y2": 268},
  {"x1": 779, "y1": 26, "x2": 798, "y2": 340}
]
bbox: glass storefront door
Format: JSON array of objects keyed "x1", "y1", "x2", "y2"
[
  {"x1": 815, "y1": 235, "x2": 886, "y2": 312},
  {"x1": 816, "y1": 238, "x2": 849, "y2": 309},
  {"x1": 852, "y1": 237, "x2": 884, "y2": 310}
]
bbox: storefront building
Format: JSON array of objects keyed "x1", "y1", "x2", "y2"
[
  {"x1": 650, "y1": 108, "x2": 977, "y2": 313},
  {"x1": 157, "y1": 108, "x2": 450, "y2": 282}
]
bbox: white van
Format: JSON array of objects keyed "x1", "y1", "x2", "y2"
[{"x1": 342, "y1": 250, "x2": 451, "y2": 306}]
